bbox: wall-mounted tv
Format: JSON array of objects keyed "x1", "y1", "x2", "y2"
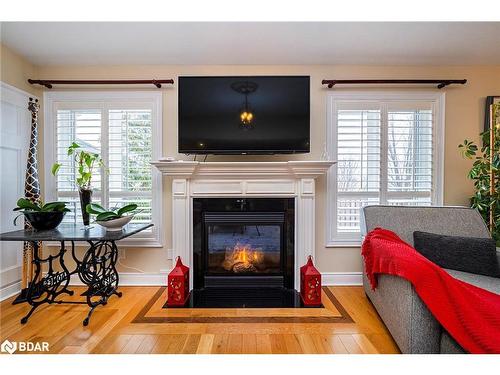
[{"x1": 178, "y1": 76, "x2": 310, "y2": 154}]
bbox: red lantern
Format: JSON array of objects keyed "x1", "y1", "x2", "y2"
[
  {"x1": 167, "y1": 256, "x2": 190, "y2": 307},
  {"x1": 300, "y1": 256, "x2": 322, "y2": 306}
]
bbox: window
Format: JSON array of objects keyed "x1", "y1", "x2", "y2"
[
  {"x1": 44, "y1": 92, "x2": 163, "y2": 246},
  {"x1": 326, "y1": 92, "x2": 444, "y2": 246}
]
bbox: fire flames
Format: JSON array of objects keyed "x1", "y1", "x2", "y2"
[{"x1": 222, "y1": 243, "x2": 264, "y2": 273}]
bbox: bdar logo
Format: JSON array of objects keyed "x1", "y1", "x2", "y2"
[{"x1": 1, "y1": 339, "x2": 17, "y2": 354}]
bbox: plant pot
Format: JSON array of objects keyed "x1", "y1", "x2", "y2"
[
  {"x1": 96, "y1": 215, "x2": 133, "y2": 232},
  {"x1": 79, "y1": 188, "x2": 92, "y2": 226},
  {"x1": 24, "y1": 211, "x2": 66, "y2": 231}
]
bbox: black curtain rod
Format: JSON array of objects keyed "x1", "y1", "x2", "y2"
[
  {"x1": 28, "y1": 79, "x2": 174, "y2": 89},
  {"x1": 321, "y1": 79, "x2": 467, "y2": 89}
]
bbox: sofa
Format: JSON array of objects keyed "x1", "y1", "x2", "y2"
[{"x1": 360, "y1": 205, "x2": 500, "y2": 354}]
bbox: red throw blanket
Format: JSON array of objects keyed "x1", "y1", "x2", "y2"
[{"x1": 362, "y1": 228, "x2": 500, "y2": 354}]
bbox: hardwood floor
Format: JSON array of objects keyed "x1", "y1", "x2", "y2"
[{"x1": 0, "y1": 286, "x2": 400, "y2": 354}]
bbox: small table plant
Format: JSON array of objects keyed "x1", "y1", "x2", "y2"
[
  {"x1": 51, "y1": 142, "x2": 104, "y2": 226},
  {"x1": 13, "y1": 198, "x2": 70, "y2": 231},
  {"x1": 86, "y1": 203, "x2": 140, "y2": 231}
]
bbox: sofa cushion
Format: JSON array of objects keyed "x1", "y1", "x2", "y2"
[
  {"x1": 445, "y1": 268, "x2": 500, "y2": 294},
  {"x1": 413, "y1": 231, "x2": 500, "y2": 278}
]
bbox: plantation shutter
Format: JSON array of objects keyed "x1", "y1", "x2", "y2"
[
  {"x1": 55, "y1": 106, "x2": 154, "y2": 232},
  {"x1": 335, "y1": 102, "x2": 381, "y2": 235},
  {"x1": 108, "y1": 109, "x2": 153, "y2": 226},
  {"x1": 330, "y1": 97, "x2": 440, "y2": 243},
  {"x1": 56, "y1": 109, "x2": 102, "y2": 224},
  {"x1": 386, "y1": 102, "x2": 434, "y2": 206}
]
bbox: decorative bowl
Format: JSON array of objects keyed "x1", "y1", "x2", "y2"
[
  {"x1": 96, "y1": 215, "x2": 133, "y2": 231},
  {"x1": 24, "y1": 211, "x2": 66, "y2": 231}
]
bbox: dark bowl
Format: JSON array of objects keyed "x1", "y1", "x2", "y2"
[{"x1": 23, "y1": 211, "x2": 66, "y2": 231}]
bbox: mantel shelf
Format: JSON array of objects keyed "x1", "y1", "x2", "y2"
[{"x1": 151, "y1": 160, "x2": 336, "y2": 179}]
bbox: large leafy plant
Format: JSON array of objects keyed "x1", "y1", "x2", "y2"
[
  {"x1": 51, "y1": 142, "x2": 104, "y2": 190},
  {"x1": 13, "y1": 198, "x2": 70, "y2": 225},
  {"x1": 86, "y1": 203, "x2": 139, "y2": 222},
  {"x1": 459, "y1": 104, "x2": 500, "y2": 245}
]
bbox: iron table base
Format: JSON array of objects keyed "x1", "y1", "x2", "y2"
[{"x1": 17, "y1": 240, "x2": 121, "y2": 326}]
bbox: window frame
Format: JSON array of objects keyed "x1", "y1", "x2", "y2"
[
  {"x1": 325, "y1": 91, "x2": 445, "y2": 247},
  {"x1": 43, "y1": 91, "x2": 163, "y2": 247}
]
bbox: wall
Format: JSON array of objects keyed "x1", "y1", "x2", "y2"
[
  {"x1": 10, "y1": 61, "x2": 500, "y2": 279},
  {"x1": 0, "y1": 44, "x2": 42, "y2": 298},
  {"x1": 1, "y1": 44, "x2": 41, "y2": 97}
]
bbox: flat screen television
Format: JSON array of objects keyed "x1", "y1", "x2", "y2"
[{"x1": 178, "y1": 76, "x2": 310, "y2": 154}]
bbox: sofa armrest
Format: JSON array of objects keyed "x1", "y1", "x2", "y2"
[{"x1": 363, "y1": 273, "x2": 441, "y2": 353}]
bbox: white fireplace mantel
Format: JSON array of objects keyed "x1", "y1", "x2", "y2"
[{"x1": 151, "y1": 160, "x2": 336, "y2": 289}]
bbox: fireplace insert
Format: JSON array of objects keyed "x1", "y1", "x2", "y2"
[{"x1": 193, "y1": 198, "x2": 294, "y2": 290}]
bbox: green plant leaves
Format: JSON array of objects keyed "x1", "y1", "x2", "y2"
[
  {"x1": 12, "y1": 198, "x2": 70, "y2": 225},
  {"x1": 55, "y1": 142, "x2": 105, "y2": 190},
  {"x1": 67, "y1": 142, "x2": 80, "y2": 155},
  {"x1": 86, "y1": 202, "x2": 139, "y2": 222},
  {"x1": 86, "y1": 203, "x2": 107, "y2": 214},
  {"x1": 459, "y1": 131, "x2": 500, "y2": 246},
  {"x1": 14, "y1": 198, "x2": 41, "y2": 211},
  {"x1": 41, "y1": 201, "x2": 69, "y2": 212},
  {"x1": 51, "y1": 163, "x2": 61, "y2": 176},
  {"x1": 95, "y1": 212, "x2": 120, "y2": 221},
  {"x1": 117, "y1": 203, "x2": 138, "y2": 217}
]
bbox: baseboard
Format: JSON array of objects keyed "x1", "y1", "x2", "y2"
[
  {"x1": 0, "y1": 281, "x2": 22, "y2": 301},
  {"x1": 1, "y1": 272, "x2": 361, "y2": 300},
  {"x1": 321, "y1": 272, "x2": 363, "y2": 286},
  {"x1": 64, "y1": 272, "x2": 362, "y2": 287},
  {"x1": 69, "y1": 272, "x2": 166, "y2": 286}
]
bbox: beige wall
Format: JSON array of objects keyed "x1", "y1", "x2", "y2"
[
  {"x1": 3, "y1": 55, "x2": 500, "y2": 274},
  {"x1": 1, "y1": 44, "x2": 41, "y2": 97}
]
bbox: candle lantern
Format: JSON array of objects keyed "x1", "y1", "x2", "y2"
[
  {"x1": 300, "y1": 255, "x2": 322, "y2": 306},
  {"x1": 167, "y1": 256, "x2": 190, "y2": 307}
]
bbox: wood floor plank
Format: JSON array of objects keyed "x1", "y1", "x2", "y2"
[
  {"x1": 269, "y1": 334, "x2": 287, "y2": 354},
  {"x1": 151, "y1": 335, "x2": 175, "y2": 354},
  {"x1": 135, "y1": 335, "x2": 159, "y2": 354},
  {"x1": 338, "y1": 335, "x2": 364, "y2": 354},
  {"x1": 121, "y1": 335, "x2": 147, "y2": 354},
  {"x1": 242, "y1": 334, "x2": 257, "y2": 353},
  {"x1": 211, "y1": 334, "x2": 230, "y2": 354},
  {"x1": 227, "y1": 334, "x2": 243, "y2": 354},
  {"x1": 283, "y1": 334, "x2": 303, "y2": 354},
  {"x1": 196, "y1": 334, "x2": 215, "y2": 354},
  {"x1": 0, "y1": 286, "x2": 399, "y2": 354},
  {"x1": 352, "y1": 334, "x2": 379, "y2": 354},
  {"x1": 325, "y1": 335, "x2": 349, "y2": 354},
  {"x1": 181, "y1": 334, "x2": 202, "y2": 354},
  {"x1": 103, "y1": 335, "x2": 133, "y2": 354},
  {"x1": 255, "y1": 334, "x2": 272, "y2": 354}
]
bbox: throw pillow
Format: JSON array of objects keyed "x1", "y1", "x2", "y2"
[{"x1": 413, "y1": 231, "x2": 500, "y2": 278}]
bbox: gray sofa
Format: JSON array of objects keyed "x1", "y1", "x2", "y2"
[{"x1": 360, "y1": 205, "x2": 500, "y2": 354}]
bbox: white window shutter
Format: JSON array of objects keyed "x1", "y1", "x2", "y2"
[{"x1": 327, "y1": 93, "x2": 444, "y2": 245}]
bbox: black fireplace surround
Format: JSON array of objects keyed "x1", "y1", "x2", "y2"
[{"x1": 193, "y1": 198, "x2": 295, "y2": 291}]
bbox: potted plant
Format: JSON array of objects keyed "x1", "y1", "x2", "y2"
[
  {"x1": 459, "y1": 104, "x2": 500, "y2": 245},
  {"x1": 13, "y1": 198, "x2": 70, "y2": 231},
  {"x1": 86, "y1": 203, "x2": 139, "y2": 231},
  {"x1": 51, "y1": 142, "x2": 104, "y2": 226}
]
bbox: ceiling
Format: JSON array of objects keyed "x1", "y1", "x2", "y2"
[{"x1": 1, "y1": 22, "x2": 500, "y2": 66}]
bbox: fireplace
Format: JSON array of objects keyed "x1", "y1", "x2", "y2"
[{"x1": 193, "y1": 198, "x2": 295, "y2": 291}]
